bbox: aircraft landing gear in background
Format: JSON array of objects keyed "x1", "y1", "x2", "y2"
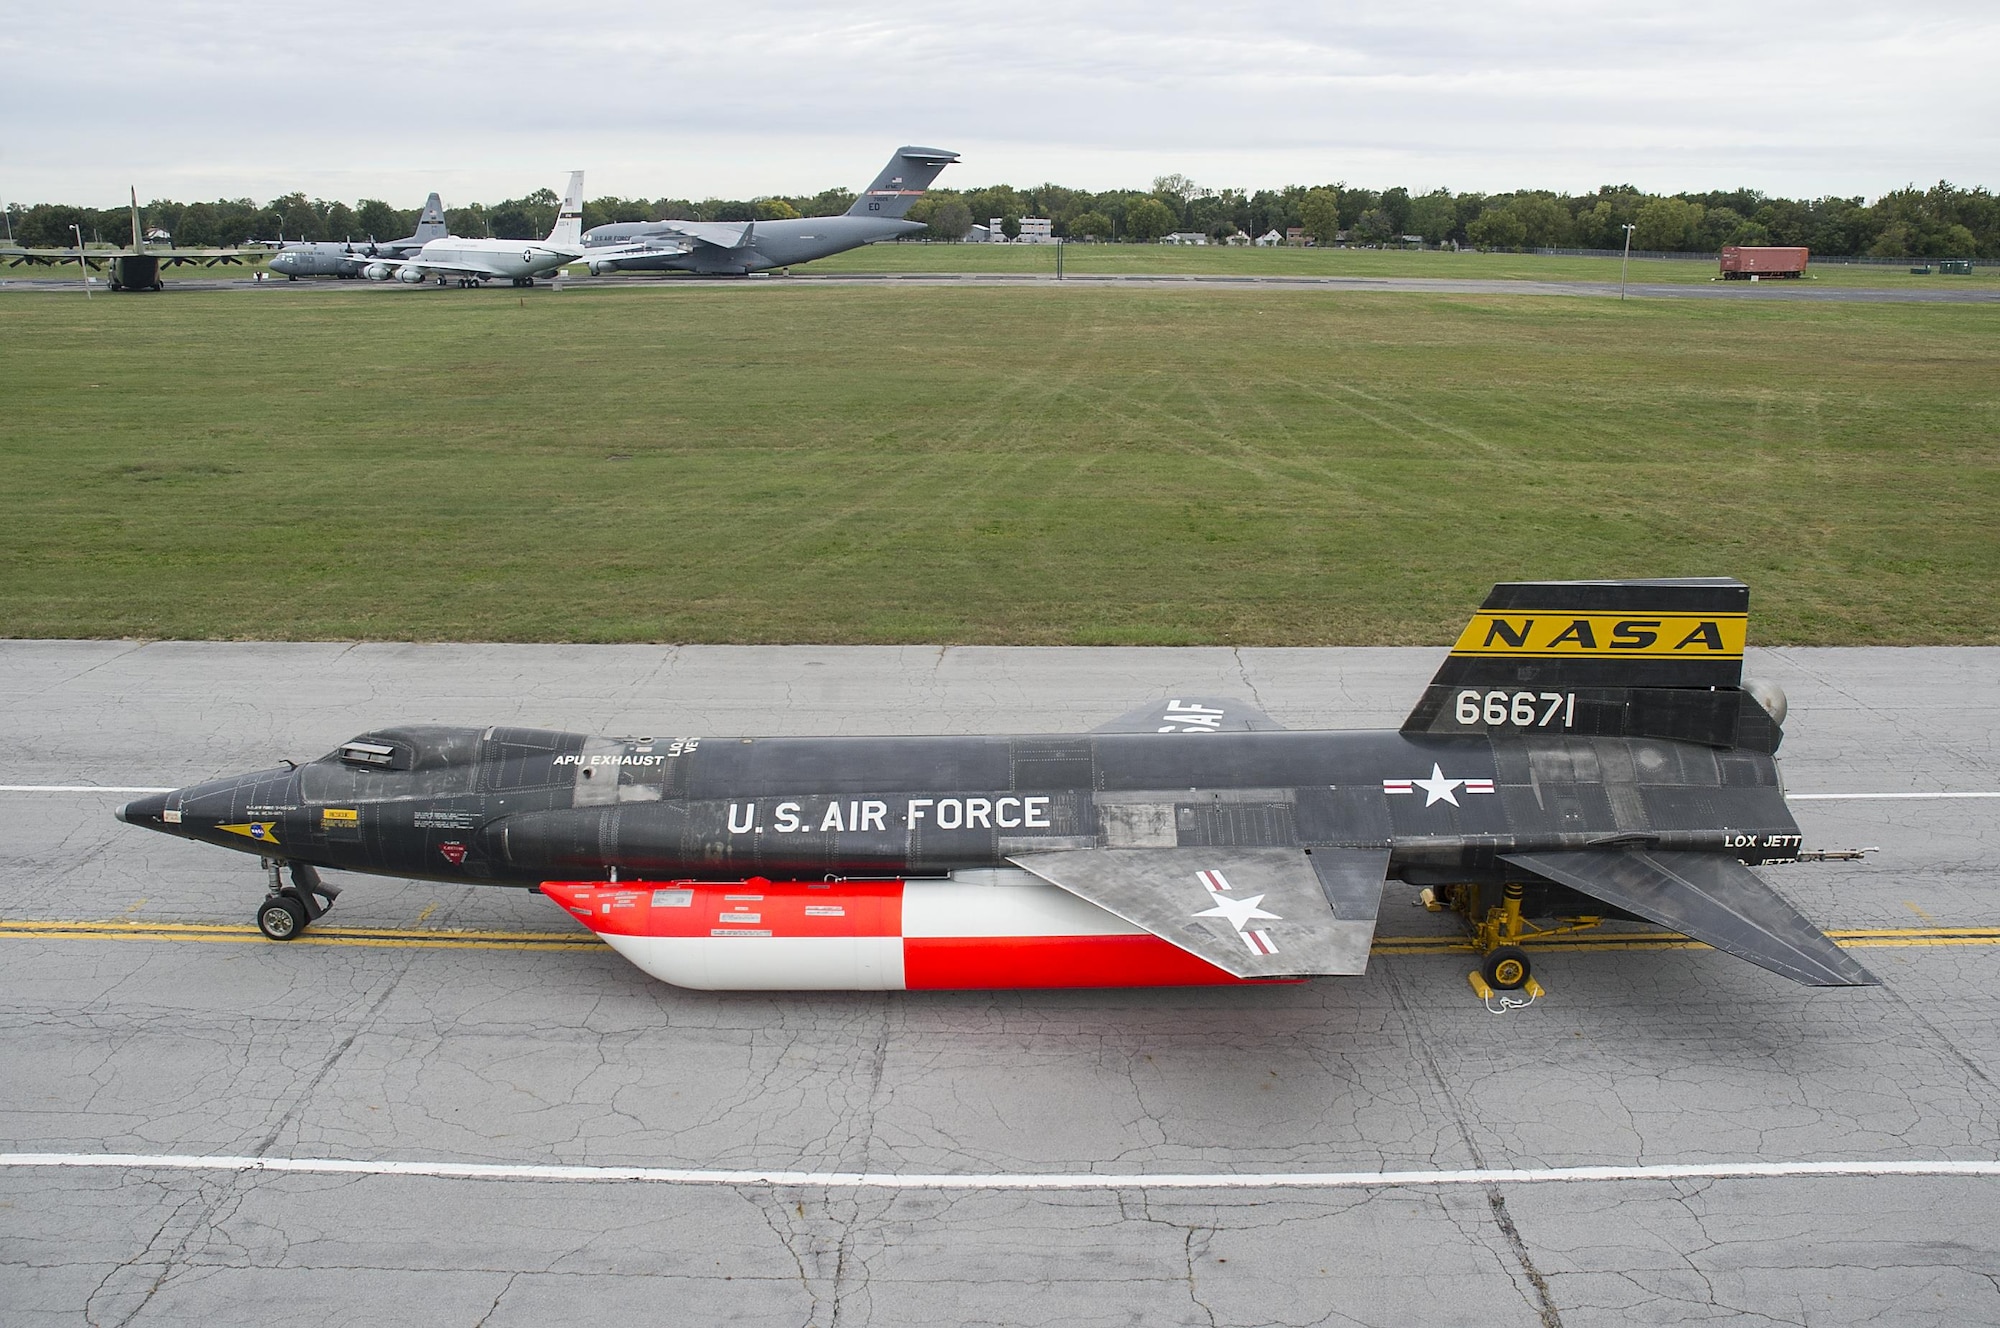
[{"x1": 256, "y1": 860, "x2": 340, "y2": 941}]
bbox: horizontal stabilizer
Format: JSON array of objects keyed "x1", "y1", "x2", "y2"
[
  {"x1": 1504, "y1": 849, "x2": 1875, "y2": 987},
  {"x1": 1008, "y1": 846, "x2": 1385, "y2": 978},
  {"x1": 1093, "y1": 696, "x2": 1288, "y2": 734}
]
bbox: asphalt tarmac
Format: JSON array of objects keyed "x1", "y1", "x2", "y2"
[
  {"x1": 3, "y1": 643, "x2": 1996, "y2": 1326},
  {"x1": 4, "y1": 270, "x2": 1997, "y2": 302}
]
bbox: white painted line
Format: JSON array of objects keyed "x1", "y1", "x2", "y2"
[
  {"x1": 2, "y1": 1153, "x2": 1996, "y2": 1191},
  {"x1": 1788, "y1": 792, "x2": 2000, "y2": 801},
  {"x1": 0, "y1": 786, "x2": 174, "y2": 794}
]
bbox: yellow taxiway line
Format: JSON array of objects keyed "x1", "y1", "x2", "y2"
[
  {"x1": 0, "y1": 918, "x2": 604, "y2": 952},
  {"x1": 2, "y1": 918, "x2": 1997, "y2": 957}
]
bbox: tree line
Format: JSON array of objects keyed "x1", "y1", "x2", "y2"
[{"x1": 7, "y1": 177, "x2": 1993, "y2": 259}]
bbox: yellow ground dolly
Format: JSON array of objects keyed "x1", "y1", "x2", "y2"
[{"x1": 1424, "y1": 881, "x2": 1605, "y2": 1007}]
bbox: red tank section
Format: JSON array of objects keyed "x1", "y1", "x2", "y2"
[{"x1": 541, "y1": 878, "x2": 1290, "y2": 991}]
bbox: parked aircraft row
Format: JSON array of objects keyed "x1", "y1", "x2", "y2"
[{"x1": 5, "y1": 146, "x2": 960, "y2": 292}]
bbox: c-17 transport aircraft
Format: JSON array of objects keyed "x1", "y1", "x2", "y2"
[
  {"x1": 265, "y1": 193, "x2": 448, "y2": 279},
  {"x1": 577, "y1": 145, "x2": 959, "y2": 277},
  {"x1": 118, "y1": 579, "x2": 1876, "y2": 999}
]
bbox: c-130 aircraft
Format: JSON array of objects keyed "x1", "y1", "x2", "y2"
[{"x1": 118, "y1": 579, "x2": 1876, "y2": 998}]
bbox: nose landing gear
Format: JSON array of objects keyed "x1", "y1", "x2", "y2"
[{"x1": 255, "y1": 860, "x2": 341, "y2": 941}]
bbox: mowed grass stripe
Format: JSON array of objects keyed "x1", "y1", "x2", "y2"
[{"x1": 3, "y1": 285, "x2": 1995, "y2": 643}]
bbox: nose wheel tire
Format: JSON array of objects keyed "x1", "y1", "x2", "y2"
[
  {"x1": 257, "y1": 894, "x2": 309, "y2": 940},
  {"x1": 1481, "y1": 945, "x2": 1531, "y2": 992}
]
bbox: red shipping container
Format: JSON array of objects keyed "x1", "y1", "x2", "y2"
[{"x1": 1720, "y1": 246, "x2": 1810, "y2": 279}]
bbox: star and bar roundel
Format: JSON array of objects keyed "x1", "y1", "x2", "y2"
[
  {"x1": 1382, "y1": 763, "x2": 1495, "y2": 807},
  {"x1": 1190, "y1": 868, "x2": 1280, "y2": 957}
]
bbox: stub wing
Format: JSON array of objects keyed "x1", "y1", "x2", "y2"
[
  {"x1": 1504, "y1": 849, "x2": 1876, "y2": 987},
  {"x1": 1092, "y1": 696, "x2": 1288, "y2": 734},
  {"x1": 1008, "y1": 846, "x2": 1387, "y2": 978}
]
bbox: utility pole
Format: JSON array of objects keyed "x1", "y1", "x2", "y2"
[
  {"x1": 1056, "y1": 236, "x2": 1064, "y2": 281},
  {"x1": 71, "y1": 223, "x2": 89, "y2": 299},
  {"x1": 1620, "y1": 223, "x2": 1636, "y2": 301}
]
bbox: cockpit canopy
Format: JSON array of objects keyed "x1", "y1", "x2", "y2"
[
  {"x1": 300, "y1": 725, "x2": 581, "y2": 802},
  {"x1": 327, "y1": 725, "x2": 483, "y2": 774},
  {"x1": 302, "y1": 725, "x2": 487, "y2": 800}
]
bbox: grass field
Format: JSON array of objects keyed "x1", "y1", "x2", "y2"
[{"x1": 3, "y1": 282, "x2": 1995, "y2": 644}]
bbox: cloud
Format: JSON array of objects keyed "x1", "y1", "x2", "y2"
[{"x1": 4, "y1": 0, "x2": 1994, "y2": 204}]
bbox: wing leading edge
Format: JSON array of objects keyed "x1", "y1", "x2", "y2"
[
  {"x1": 1504, "y1": 849, "x2": 1876, "y2": 987},
  {"x1": 1008, "y1": 846, "x2": 1388, "y2": 978}
]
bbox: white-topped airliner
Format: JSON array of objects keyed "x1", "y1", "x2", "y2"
[{"x1": 367, "y1": 171, "x2": 664, "y2": 287}]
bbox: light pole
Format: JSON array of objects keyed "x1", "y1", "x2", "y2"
[
  {"x1": 71, "y1": 223, "x2": 89, "y2": 299},
  {"x1": 1619, "y1": 223, "x2": 1636, "y2": 301}
]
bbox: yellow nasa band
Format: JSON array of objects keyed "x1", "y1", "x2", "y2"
[
  {"x1": 1451, "y1": 612, "x2": 1747, "y2": 659},
  {"x1": 218, "y1": 821, "x2": 281, "y2": 845}
]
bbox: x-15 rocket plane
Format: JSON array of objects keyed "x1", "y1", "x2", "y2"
[{"x1": 118, "y1": 580, "x2": 1876, "y2": 996}]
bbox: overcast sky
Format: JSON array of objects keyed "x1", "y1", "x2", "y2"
[{"x1": 5, "y1": 0, "x2": 1995, "y2": 208}]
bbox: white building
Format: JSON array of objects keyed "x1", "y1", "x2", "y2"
[
  {"x1": 1256, "y1": 229, "x2": 1284, "y2": 247},
  {"x1": 986, "y1": 216, "x2": 1056, "y2": 243},
  {"x1": 1163, "y1": 231, "x2": 1210, "y2": 245}
]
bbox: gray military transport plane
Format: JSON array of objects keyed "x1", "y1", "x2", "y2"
[
  {"x1": 2, "y1": 189, "x2": 255, "y2": 290},
  {"x1": 118, "y1": 579, "x2": 1877, "y2": 998},
  {"x1": 578, "y1": 145, "x2": 959, "y2": 276},
  {"x1": 265, "y1": 193, "x2": 448, "y2": 280}
]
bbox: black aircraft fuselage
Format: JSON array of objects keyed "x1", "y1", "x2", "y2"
[{"x1": 118, "y1": 723, "x2": 1799, "y2": 899}]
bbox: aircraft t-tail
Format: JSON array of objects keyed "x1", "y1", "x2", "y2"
[{"x1": 117, "y1": 580, "x2": 1877, "y2": 997}]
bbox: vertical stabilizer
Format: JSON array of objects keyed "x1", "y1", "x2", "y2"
[
  {"x1": 846, "y1": 147, "x2": 959, "y2": 218},
  {"x1": 1401, "y1": 578, "x2": 1778, "y2": 749},
  {"x1": 546, "y1": 171, "x2": 585, "y2": 246},
  {"x1": 130, "y1": 187, "x2": 144, "y2": 251},
  {"x1": 413, "y1": 193, "x2": 447, "y2": 242}
]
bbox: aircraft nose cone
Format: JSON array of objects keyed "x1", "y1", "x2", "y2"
[{"x1": 116, "y1": 791, "x2": 169, "y2": 826}]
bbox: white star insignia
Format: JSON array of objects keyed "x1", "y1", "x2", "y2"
[
  {"x1": 1193, "y1": 892, "x2": 1281, "y2": 931},
  {"x1": 1412, "y1": 763, "x2": 1464, "y2": 807}
]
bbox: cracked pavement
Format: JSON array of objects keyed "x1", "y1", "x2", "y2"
[{"x1": 1, "y1": 643, "x2": 1996, "y2": 1325}]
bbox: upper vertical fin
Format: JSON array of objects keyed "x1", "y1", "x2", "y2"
[
  {"x1": 546, "y1": 171, "x2": 585, "y2": 247},
  {"x1": 845, "y1": 147, "x2": 959, "y2": 219},
  {"x1": 1403, "y1": 579, "x2": 1770, "y2": 748}
]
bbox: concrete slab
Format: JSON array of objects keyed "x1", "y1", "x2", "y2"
[{"x1": 1, "y1": 643, "x2": 1996, "y2": 1325}]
